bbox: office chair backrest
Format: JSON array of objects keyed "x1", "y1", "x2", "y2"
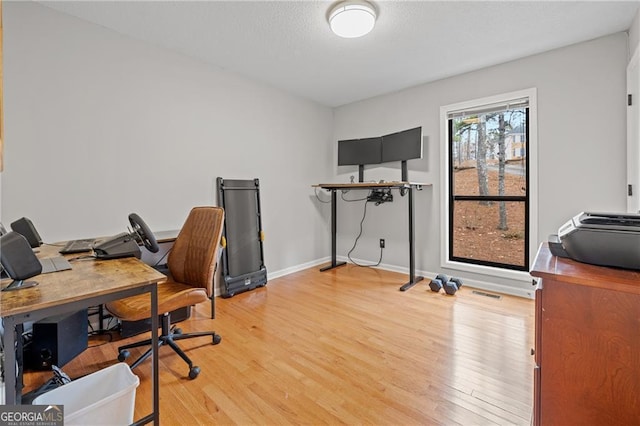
[{"x1": 167, "y1": 207, "x2": 224, "y2": 297}]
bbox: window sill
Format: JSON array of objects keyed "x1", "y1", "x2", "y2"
[{"x1": 442, "y1": 259, "x2": 532, "y2": 283}]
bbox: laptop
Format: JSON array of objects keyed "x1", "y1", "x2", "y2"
[{"x1": 39, "y1": 256, "x2": 72, "y2": 274}]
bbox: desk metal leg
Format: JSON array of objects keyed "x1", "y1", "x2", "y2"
[
  {"x1": 320, "y1": 189, "x2": 346, "y2": 272},
  {"x1": 400, "y1": 187, "x2": 424, "y2": 291},
  {"x1": 151, "y1": 285, "x2": 159, "y2": 424},
  {"x1": 2, "y1": 281, "x2": 160, "y2": 425},
  {"x1": 135, "y1": 284, "x2": 159, "y2": 426},
  {"x1": 3, "y1": 317, "x2": 18, "y2": 405}
]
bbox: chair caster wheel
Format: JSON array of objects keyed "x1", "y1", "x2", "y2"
[
  {"x1": 213, "y1": 334, "x2": 222, "y2": 345},
  {"x1": 173, "y1": 327, "x2": 182, "y2": 335},
  {"x1": 189, "y1": 366, "x2": 200, "y2": 379},
  {"x1": 118, "y1": 350, "x2": 130, "y2": 362}
]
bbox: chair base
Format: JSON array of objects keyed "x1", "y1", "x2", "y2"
[{"x1": 117, "y1": 312, "x2": 221, "y2": 379}]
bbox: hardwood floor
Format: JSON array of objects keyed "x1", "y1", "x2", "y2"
[{"x1": 24, "y1": 265, "x2": 535, "y2": 425}]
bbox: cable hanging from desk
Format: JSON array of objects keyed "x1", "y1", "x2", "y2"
[{"x1": 312, "y1": 181, "x2": 431, "y2": 291}]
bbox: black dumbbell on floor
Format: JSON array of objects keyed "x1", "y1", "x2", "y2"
[
  {"x1": 429, "y1": 274, "x2": 449, "y2": 292},
  {"x1": 443, "y1": 277, "x2": 463, "y2": 295}
]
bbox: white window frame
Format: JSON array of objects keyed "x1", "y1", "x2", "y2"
[
  {"x1": 627, "y1": 46, "x2": 640, "y2": 214},
  {"x1": 439, "y1": 88, "x2": 538, "y2": 282}
]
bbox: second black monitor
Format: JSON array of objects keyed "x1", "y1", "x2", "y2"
[{"x1": 382, "y1": 127, "x2": 422, "y2": 163}]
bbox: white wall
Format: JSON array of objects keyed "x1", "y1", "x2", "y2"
[
  {"x1": 0, "y1": 2, "x2": 333, "y2": 281},
  {"x1": 333, "y1": 33, "x2": 628, "y2": 297},
  {"x1": 0, "y1": 3, "x2": 630, "y2": 299},
  {"x1": 629, "y1": 9, "x2": 640, "y2": 59}
]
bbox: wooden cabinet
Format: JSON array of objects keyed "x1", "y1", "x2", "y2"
[{"x1": 530, "y1": 243, "x2": 640, "y2": 425}]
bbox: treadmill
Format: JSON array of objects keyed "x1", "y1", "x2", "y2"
[{"x1": 216, "y1": 178, "x2": 268, "y2": 297}]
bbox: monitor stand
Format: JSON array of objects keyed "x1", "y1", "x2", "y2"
[{"x1": 2, "y1": 279, "x2": 39, "y2": 292}]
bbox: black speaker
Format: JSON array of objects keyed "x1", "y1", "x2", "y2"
[
  {"x1": 10, "y1": 217, "x2": 42, "y2": 248},
  {"x1": 0, "y1": 223, "x2": 8, "y2": 278},
  {"x1": 0, "y1": 231, "x2": 42, "y2": 291},
  {"x1": 27, "y1": 309, "x2": 88, "y2": 370}
]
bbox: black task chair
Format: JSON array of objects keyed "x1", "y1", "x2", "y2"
[{"x1": 106, "y1": 206, "x2": 224, "y2": 379}]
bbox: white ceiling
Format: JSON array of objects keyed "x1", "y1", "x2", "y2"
[{"x1": 39, "y1": 0, "x2": 640, "y2": 107}]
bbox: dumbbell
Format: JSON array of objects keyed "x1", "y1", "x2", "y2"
[
  {"x1": 443, "y1": 277, "x2": 463, "y2": 295},
  {"x1": 429, "y1": 274, "x2": 449, "y2": 292}
]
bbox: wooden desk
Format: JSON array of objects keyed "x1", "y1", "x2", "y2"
[
  {"x1": 530, "y1": 243, "x2": 640, "y2": 425},
  {"x1": 1, "y1": 245, "x2": 165, "y2": 425},
  {"x1": 313, "y1": 182, "x2": 430, "y2": 291}
]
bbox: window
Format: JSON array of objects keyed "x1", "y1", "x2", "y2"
[{"x1": 440, "y1": 89, "x2": 537, "y2": 275}]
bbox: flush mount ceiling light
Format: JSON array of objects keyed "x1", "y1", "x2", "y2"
[{"x1": 328, "y1": 0, "x2": 377, "y2": 38}]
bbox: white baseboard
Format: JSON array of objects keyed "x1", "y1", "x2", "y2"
[
  {"x1": 213, "y1": 257, "x2": 331, "y2": 297},
  {"x1": 267, "y1": 257, "x2": 331, "y2": 280},
  {"x1": 265, "y1": 256, "x2": 534, "y2": 300}
]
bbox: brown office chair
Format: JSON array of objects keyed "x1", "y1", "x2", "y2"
[{"x1": 106, "y1": 206, "x2": 224, "y2": 379}]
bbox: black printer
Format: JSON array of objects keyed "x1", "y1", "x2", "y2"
[{"x1": 548, "y1": 212, "x2": 640, "y2": 270}]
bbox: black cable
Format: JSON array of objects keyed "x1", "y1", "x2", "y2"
[
  {"x1": 87, "y1": 330, "x2": 115, "y2": 347},
  {"x1": 341, "y1": 189, "x2": 370, "y2": 202},
  {"x1": 153, "y1": 248, "x2": 172, "y2": 267},
  {"x1": 314, "y1": 187, "x2": 331, "y2": 203},
  {"x1": 86, "y1": 312, "x2": 119, "y2": 346},
  {"x1": 315, "y1": 187, "x2": 369, "y2": 203},
  {"x1": 347, "y1": 200, "x2": 383, "y2": 267}
]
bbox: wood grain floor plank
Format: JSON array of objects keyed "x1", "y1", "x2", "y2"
[{"x1": 22, "y1": 264, "x2": 534, "y2": 424}]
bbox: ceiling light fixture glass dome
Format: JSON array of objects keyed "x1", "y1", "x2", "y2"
[{"x1": 328, "y1": 0, "x2": 377, "y2": 38}]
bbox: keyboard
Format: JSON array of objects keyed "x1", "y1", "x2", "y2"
[{"x1": 59, "y1": 238, "x2": 95, "y2": 254}]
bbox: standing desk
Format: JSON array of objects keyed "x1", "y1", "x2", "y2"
[
  {"x1": 314, "y1": 181, "x2": 430, "y2": 291},
  {"x1": 1, "y1": 244, "x2": 165, "y2": 425}
]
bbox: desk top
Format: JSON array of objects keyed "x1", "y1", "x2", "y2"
[
  {"x1": 0, "y1": 244, "x2": 166, "y2": 318},
  {"x1": 154, "y1": 229, "x2": 179, "y2": 243},
  {"x1": 530, "y1": 243, "x2": 640, "y2": 295},
  {"x1": 313, "y1": 181, "x2": 430, "y2": 189}
]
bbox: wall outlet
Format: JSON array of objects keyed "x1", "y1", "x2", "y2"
[{"x1": 379, "y1": 239, "x2": 385, "y2": 248}]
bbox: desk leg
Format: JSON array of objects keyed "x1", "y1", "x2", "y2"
[
  {"x1": 134, "y1": 284, "x2": 159, "y2": 426},
  {"x1": 3, "y1": 317, "x2": 18, "y2": 404},
  {"x1": 151, "y1": 285, "x2": 159, "y2": 424},
  {"x1": 400, "y1": 187, "x2": 424, "y2": 291},
  {"x1": 320, "y1": 189, "x2": 346, "y2": 272}
]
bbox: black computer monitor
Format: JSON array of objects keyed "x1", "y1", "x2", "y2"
[
  {"x1": 381, "y1": 127, "x2": 422, "y2": 163},
  {"x1": 337, "y1": 137, "x2": 382, "y2": 166}
]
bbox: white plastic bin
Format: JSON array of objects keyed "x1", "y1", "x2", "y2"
[{"x1": 33, "y1": 362, "x2": 139, "y2": 426}]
